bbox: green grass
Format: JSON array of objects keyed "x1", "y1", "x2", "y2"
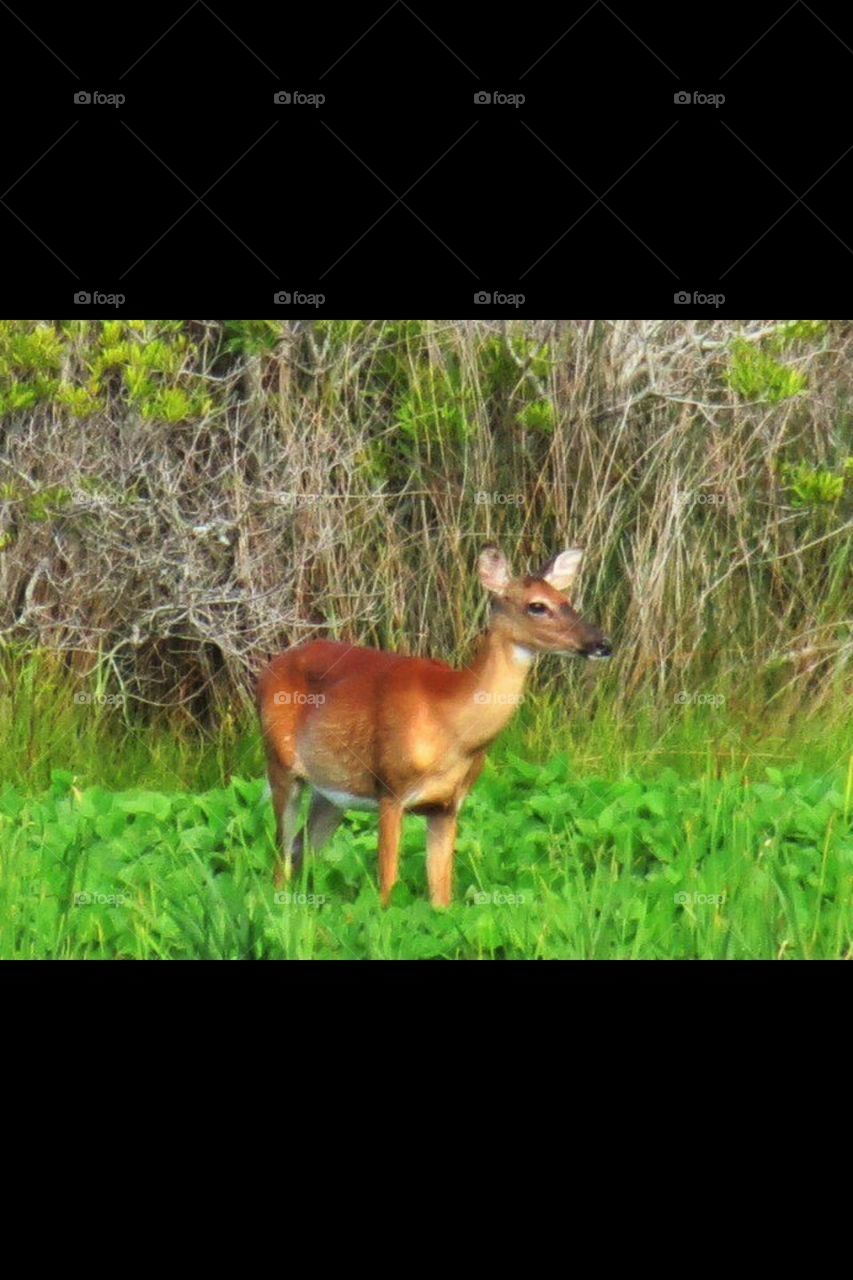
[
  {"x1": 3, "y1": 651, "x2": 850, "y2": 959},
  {"x1": 2, "y1": 746, "x2": 850, "y2": 959}
]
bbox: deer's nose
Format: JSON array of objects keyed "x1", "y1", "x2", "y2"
[{"x1": 590, "y1": 638, "x2": 612, "y2": 658}]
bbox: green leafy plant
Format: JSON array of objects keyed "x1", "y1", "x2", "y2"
[
  {"x1": 55, "y1": 383, "x2": 103, "y2": 418},
  {"x1": 0, "y1": 756, "x2": 849, "y2": 958},
  {"x1": 140, "y1": 386, "x2": 195, "y2": 423},
  {"x1": 727, "y1": 339, "x2": 808, "y2": 402},
  {"x1": 770, "y1": 320, "x2": 829, "y2": 351},
  {"x1": 780, "y1": 461, "x2": 845, "y2": 507},
  {"x1": 0, "y1": 321, "x2": 64, "y2": 413},
  {"x1": 27, "y1": 486, "x2": 73, "y2": 522},
  {"x1": 395, "y1": 360, "x2": 475, "y2": 443},
  {"x1": 222, "y1": 320, "x2": 283, "y2": 356},
  {"x1": 517, "y1": 400, "x2": 555, "y2": 432}
]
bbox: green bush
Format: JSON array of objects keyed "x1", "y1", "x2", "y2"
[
  {"x1": 781, "y1": 461, "x2": 846, "y2": 508},
  {"x1": 727, "y1": 339, "x2": 808, "y2": 402}
]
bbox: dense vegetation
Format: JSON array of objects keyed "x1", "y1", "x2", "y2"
[
  {"x1": 1, "y1": 319, "x2": 850, "y2": 958},
  {"x1": 2, "y1": 749, "x2": 849, "y2": 959}
]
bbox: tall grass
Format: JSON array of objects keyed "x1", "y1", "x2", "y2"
[
  {"x1": 1, "y1": 319, "x2": 850, "y2": 732},
  {"x1": 3, "y1": 643, "x2": 850, "y2": 797}
]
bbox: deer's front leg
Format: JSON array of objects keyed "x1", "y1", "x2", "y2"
[
  {"x1": 426, "y1": 810, "x2": 458, "y2": 908},
  {"x1": 425, "y1": 756, "x2": 482, "y2": 907},
  {"x1": 378, "y1": 796, "x2": 403, "y2": 907}
]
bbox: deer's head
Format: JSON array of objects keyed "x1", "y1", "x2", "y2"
[{"x1": 479, "y1": 546, "x2": 612, "y2": 659}]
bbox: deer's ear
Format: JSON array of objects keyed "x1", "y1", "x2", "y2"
[
  {"x1": 478, "y1": 546, "x2": 511, "y2": 594},
  {"x1": 540, "y1": 548, "x2": 584, "y2": 593}
]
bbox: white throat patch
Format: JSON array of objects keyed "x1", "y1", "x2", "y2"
[{"x1": 512, "y1": 645, "x2": 535, "y2": 665}]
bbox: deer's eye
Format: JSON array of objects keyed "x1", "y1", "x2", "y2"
[{"x1": 527, "y1": 602, "x2": 549, "y2": 616}]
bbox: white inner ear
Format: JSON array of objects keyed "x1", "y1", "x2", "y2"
[
  {"x1": 479, "y1": 550, "x2": 511, "y2": 593},
  {"x1": 543, "y1": 548, "x2": 583, "y2": 592}
]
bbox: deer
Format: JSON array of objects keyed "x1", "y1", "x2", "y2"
[{"x1": 256, "y1": 546, "x2": 612, "y2": 908}]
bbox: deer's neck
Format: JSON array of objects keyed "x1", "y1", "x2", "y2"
[{"x1": 451, "y1": 627, "x2": 534, "y2": 752}]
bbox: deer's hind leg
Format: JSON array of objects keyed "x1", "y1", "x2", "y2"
[
  {"x1": 378, "y1": 796, "x2": 403, "y2": 908},
  {"x1": 291, "y1": 791, "x2": 344, "y2": 866},
  {"x1": 266, "y1": 753, "x2": 305, "y2": 887}
]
